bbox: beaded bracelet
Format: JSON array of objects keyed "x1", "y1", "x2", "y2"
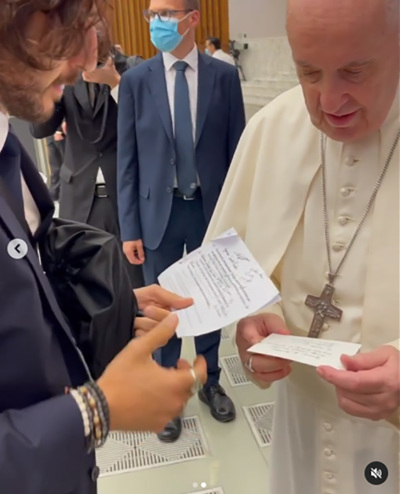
[
  {"x1": 86, "y1": 382, "x2": 110, "y2": 443},
  {"x1": 70, "y1": 389, "x2": 91, "y2": 437},
  {"x1": 67, "y1": 382, "x2": 110, "y2": 452}
]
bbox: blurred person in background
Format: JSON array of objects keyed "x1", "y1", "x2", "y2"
[
  {"x1": 45, "y1": 121, "x2": 66, "y2": 201},
  {"x1": 31, "y1": 45, "x2": 144, "y2": 288},
  {"x1": 205, "y1": 36, "x2": 235, "y2": 66}
]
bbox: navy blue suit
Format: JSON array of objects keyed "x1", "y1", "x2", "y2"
[
  {"x1": 0, "y1": 134, "x2": 96, "y2": 493},
  {"x1": 117, "y1": 51, "x2": 245, "y2": 385}
]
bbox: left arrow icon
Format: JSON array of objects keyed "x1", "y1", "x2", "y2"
[{"x1": 7, "y1": 239, "x2": 28, "y2": 260}]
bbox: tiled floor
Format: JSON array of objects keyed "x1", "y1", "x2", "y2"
[{"x1": 98, "y1": 327, "x2": 275, "y2": 494}]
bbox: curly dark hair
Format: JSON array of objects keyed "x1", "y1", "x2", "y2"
[{"x1": 0, "y1": 0, "x2": 111, "y2": 70}]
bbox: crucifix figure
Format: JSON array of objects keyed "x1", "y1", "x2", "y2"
[{"x1": 305, "y1": 284, "x2": 343, "y2": 338}]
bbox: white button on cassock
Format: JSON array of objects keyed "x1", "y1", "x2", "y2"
[
  {"x1": 340, "y1": 187, "x2": 352, "y2": 197},
  {"x1": 344, "y1": 156, "x2": 357, "y2": 166},
  {"x1": 332, "y1": 243, "x2": 345, "y2": 252}
]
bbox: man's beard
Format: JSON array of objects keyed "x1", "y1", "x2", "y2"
[
  {"x1": 0, "y1": 67, "x2": 79, "y2": 122},
  {"x1": 0, "y1": 78, "x2": 50, "y2": 122}
]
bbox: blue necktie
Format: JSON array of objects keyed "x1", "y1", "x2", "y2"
[
  {"x1": 174, "y1": 61, "x2": 197, "y2": 197},
  {"x1": 0, "y1": 131, "x2": 25, "y2": 221}
]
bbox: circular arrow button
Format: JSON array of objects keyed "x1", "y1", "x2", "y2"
[{"x1": 7, "y1": 239, "x2": 28, "y2": 260}]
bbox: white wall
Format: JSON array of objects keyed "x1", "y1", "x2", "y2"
[{"x1": 229, "y1": 0, "x2": 288, "y2": 39}]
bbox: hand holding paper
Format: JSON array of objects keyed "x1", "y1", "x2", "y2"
[
  {"x1": 248, "y1": 334, "x2": 361, "y2": 370},
  {"x1": 158, "y1": 229, "x2": 280, "y2": 338}
]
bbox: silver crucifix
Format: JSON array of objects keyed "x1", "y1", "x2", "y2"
[{"x1": 305, "y1": 284, "x2": 343, "y2": 338}]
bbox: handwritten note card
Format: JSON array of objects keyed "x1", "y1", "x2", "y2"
[
  {"x1": 248, "y1": 334, "x2": 361, "y2": 370},
  {"x1": 158, "y1": 228, "x2": 280, "y2": 338}
]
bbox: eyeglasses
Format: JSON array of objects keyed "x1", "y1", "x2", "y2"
[{"x1": 143, "y1": 9, "x2": 193, "y2": 23}]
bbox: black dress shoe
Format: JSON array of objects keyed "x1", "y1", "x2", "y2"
[
  {"x1": 157, "y1": 417, "x2": 182, "y2": 443},
  {"x1": 198, "y1": 384, "x2": 236, "y2": 423}
]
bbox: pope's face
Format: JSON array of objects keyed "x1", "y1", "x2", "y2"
[{"x1": 288, "y1": 3, "x2": 399, "y2": 142}]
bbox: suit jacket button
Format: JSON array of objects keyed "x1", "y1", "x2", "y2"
[
  {"x1": 166, "y1": 187, "x2": 172, "y2": 193},
  {"x1": 91, "y1": 465, "x2": 100, "y2": 482},
  {"x1": 98, "y1": 152, "x2": 103, "y2": 158},
  {"x1": 170, "y1": 158, "x2": 175, "y2": 165}
]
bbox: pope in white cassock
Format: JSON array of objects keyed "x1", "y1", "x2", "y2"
[{"x1": 205, "y1": 0, "x2": 400, "y2": 493}]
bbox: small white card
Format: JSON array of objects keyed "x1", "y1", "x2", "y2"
[
  {"x1": 158, "y1": 228, "x2": 280, "y2": 338},
  {"x1": 248, "y1": 334, "x2": 362, "y2": 370}
]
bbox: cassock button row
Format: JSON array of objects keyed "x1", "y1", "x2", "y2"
[
  {"x1": 324, "y1": 448, "x2": 333, "y2": 457},
  {"x1": 324, "y1": 472, "x2": 335, "y2": 481},
  {"x1": 324, "y1": 422, "x2": 333, "y2": 431}
]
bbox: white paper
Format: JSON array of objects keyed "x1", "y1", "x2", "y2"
[
  {"x1": 158, "y1": 228, "x2": 280, "y2": 338},
  {"x1": 248, "y1": 334, "x2": 362, "y2": 370}
]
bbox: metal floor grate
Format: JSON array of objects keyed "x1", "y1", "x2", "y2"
[
  {"x1": 97, "y1": 417, "x2": 208, "y2": 477},
  {"x1": 221, "y1": 328, "x2": 231, "y2": 340},
  {"x1": 220, "y1": 355, "x2": 250, "y2": 386},
  {"x1": 243, "y1": 402, "x2": 274, "y2": 448}
]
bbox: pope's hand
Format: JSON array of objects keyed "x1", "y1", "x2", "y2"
[
  {"x1": 133, "y1": 285, "x2": 193, "y2": 337},
  {"x1": 236, "y1": 314, "x2": 292, "y2": 388},
  {"x1": 318, "y1": 345, "x2": 400, "y2": 421}
]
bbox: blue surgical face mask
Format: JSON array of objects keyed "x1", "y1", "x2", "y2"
[
  {"x1": 150, "y1": 15, "x2": 189, "y2": 53},
  {"x1": 205, "y1": 48, "x2": 210, "y2": 56}
]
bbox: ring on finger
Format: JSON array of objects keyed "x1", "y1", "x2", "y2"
[
  {"x1": 245, "y1": 355, "x2": 256, "y2": 373},
  {"x1": 189, "y1": 368, "x2": 202, "y2": 395}
]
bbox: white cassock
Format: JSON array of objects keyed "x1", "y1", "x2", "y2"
[{"x1": 205, "y1": 85, "x2": 400, "y2": 494}]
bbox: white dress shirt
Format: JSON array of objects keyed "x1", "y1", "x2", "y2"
[
  {"x1": 0, "y1": 112, "x2": 41, "y2": 234},
  {"x1": 212, "y1": 49, "x2": 235, "y2": 66},
  {"x1": 162, "y1": 45, "x2": 198, "y2": 141}
]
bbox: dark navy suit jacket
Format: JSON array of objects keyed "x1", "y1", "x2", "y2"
[
  {"x1": 117, "y1": 51, "x2": 245, "y2": 250},
  {"x1": 0, "y1": 135, "x2": 96, "y2": 494}
]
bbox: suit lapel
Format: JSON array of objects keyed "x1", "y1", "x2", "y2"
[
  {"x1": 0, "y1": 192, "x2": 78, "y2": 342},
  {"x1": 0, "y1": 140, "x2": 77, "y2": 345},
  {"x1": 73, "y1": 78, "x2": 93, "y2": 115},
  {"x1": 196, "y1": 54, "x2": 215, "y2": 147},
  {"x1": 93, "y1": 84, "x2": 109, "y2": 118},
  {"x1": 147, "y1": 54, "x2": 174, "y2": 144}
]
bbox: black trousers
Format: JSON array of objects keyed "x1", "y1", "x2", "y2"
[{"x1": 88, "y1": 196, "x2": 144, "y2": 289}]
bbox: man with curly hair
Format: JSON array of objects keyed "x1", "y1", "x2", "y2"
[{"x1": 0, "y1": 2, "x2": 206, "y2": 493}]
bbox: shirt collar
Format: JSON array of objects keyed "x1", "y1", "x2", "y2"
[
  {"x1": 163, "y1": 44, "x2": 198, "y2": 72},
  {"x1": 0, "y1": 111, "x2": 9, "y2": 153}
]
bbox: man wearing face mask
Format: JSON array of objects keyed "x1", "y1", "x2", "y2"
[{"x1": 118, "y1": 0, "x2": 245, "y2": 443}]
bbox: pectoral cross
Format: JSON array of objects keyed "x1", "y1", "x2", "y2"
[{"x1": 305, "y1": 284, "x2": 343, "y2": 338}]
